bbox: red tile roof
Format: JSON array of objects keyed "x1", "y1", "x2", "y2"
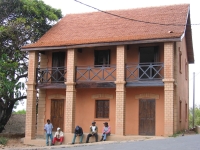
[{"x1": 23, "y1": 4, "x2": 190, "y2": 48}]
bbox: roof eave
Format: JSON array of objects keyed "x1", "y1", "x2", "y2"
[{"x1": 21, "y1": 37, "x2": 182, "y2": 51}]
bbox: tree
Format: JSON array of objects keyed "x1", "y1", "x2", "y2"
[
  {"x1": 0, "y1": 0, "x2": 62, "y2": 132},
  {"x1": 189, "y1": 105, "x2": 200, "y2": 128}
]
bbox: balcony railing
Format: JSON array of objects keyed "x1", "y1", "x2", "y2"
[
  {"x1": 36, "y1": 63, "x2": 164, "y2": 85},
  {"x1": 126, "y1": 62, "x2": 164, "y2": 81},
  {"x1": 76, "y1": 65, "x2": 116, "y2": 82},
  {"x1": 36, "y1": 67, "x2": 67, "y2": 83}
]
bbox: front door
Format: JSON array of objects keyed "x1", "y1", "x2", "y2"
[
  {"x1": 139, "y1": 99, "x2": 155, "y2": 135},
  {"x1": 51, "y1": 99, "x2": 64, "y2": 131}
]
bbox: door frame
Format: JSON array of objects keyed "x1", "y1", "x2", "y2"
[{"x1": 138, "y1": 99, "x2": 156, "y2": 135}]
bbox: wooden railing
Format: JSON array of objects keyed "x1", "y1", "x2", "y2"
[
  {"x1": 36, "y1": 63, "x2": 163, "y2": 84},
  {"x1": 126, "y1": 62, "x2": 164, "y2": 81},
  {"x1": 36, "y1": 67, "x2": 67, "y2": 83},
  {"x1": 76, "y1": 65, "x2": 116, "y2": 82}
]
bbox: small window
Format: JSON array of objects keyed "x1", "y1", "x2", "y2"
[
  {"x1": 95, "y1": 100, "x2": 109, "y2": 118},
  {"x1": 185, "y1": 103, "x2": 188, "y2": 121},
  {"x1": 185, "y1": 59, "x2": 188, "y2": 80},
  {"x1": 94, "y1": 50, "x2": 110, "y2": 66},
  {"x1": 179, "y1": 48, "x2": 182, "y2": 73}
]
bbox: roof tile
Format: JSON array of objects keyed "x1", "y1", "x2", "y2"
[{"x1": 24, "y1": 4, "x2": 189, "y2": 48}]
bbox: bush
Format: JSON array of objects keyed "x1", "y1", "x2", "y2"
[
  {"x1": 189, "y1": 105, "x2": 200, "y2": 128},
  {"x1": 0, "y1": 137, "x2": 8, "y2": 145},
  {"x1": 13, "y1": 109, "x2": 26, "y2": 114}
]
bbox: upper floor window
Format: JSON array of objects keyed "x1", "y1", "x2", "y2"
[
  {"x1": 95, "y1": 100, "x2": 109, "y2": 118},
  {"x1": 94, "y1": 50, "x2": 110, "y2": 66},
  {"x1": 185, "y1": 59, "x2": 188, "y2": 80},
  {"x1": 185, "y1": 103, "x2": 188, "y2": 122},
  {"x1": 179, "y1": 48, "x2": 182, "y2": 73},
  {"x1": 139, "y1": 46, "x2": 159, "y2": 63}
]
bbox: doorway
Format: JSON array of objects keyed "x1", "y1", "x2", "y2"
[
  {"x1": 52, "y1": 52, "x2": 66, "y2": 82},
  {"x1": 51, "y1": 99, "x2": 64, "y2": 131},
  {"x1": 139, "y1": 99, "x2": 155, "y2": 135},
  {"x1": 139, "y1": 47, "x2": 158, "y2": 79}
]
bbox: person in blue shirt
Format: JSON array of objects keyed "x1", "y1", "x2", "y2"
[{"x1": 44, "y1": 119, "x2": 53, "y2": 146}]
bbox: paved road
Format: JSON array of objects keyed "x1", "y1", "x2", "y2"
[{"x1": 54, "y1": 134, "x2": 199, "y2": 150}]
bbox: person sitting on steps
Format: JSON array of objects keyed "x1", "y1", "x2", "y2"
[
  {"x1": 100, "y1": 122, "x2": 111, "y2": 141},
  {"x1": 52, "y1": 127, "x2": 64, "y2": 145},
  {"x1": 72, "y1": 125, "x2": 84, "y2": 144},
  {"x1": 86, "y1": 121, "x2": 98, "y2": 143}
]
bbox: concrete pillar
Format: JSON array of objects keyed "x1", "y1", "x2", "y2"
[
  {"x1": 65, "y1": 49, "x2": 76, "y2": 133},
  {"x1": 115, "y1": 45, "x2": 126, "y2": 135},
  {"x1": 25, "y1": 51, "x2": 38, "y2": 139},
  {"x1": 163, "y1": 42, "x2": 175, "y2": 136}
]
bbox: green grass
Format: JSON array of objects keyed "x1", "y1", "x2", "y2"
[
  {"x1": 169, "y1": 131, "x2": 182, "y2": 137},
  {"x1": 13, "y1": 109, "x2": 26, "y2": 114},
  {"x1": 0, "y1": 137, "x2": 8, "y2": 145}
]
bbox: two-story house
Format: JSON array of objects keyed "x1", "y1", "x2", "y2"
[{"x1": 22, "y1": 4, "x2": 194, "y2": 145}]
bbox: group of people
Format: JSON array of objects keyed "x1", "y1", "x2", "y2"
[
  {"x1": 44, "y1": 119, "x2": 64, "y2": 146},
  {"x1": 44, "y1": 119, "x2": 111, "y2": 146}
]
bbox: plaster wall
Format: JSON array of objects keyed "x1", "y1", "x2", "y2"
[
  {"x1": 44, "y1": 89, "x2": 66, "y2": 130},
  {"x1": 175, "y1": 36, "x2": 189, "y2": 131},
  {"x1": 126, "y1": 87, "x2": 164, "y2": 136},
  {"x1": 75, "y1": 88, "x2": 116, "y2": 134}
]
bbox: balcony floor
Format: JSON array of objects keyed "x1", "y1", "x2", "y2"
[
  {"x1": 126, "y1": 80, "x2": 164, "y2": 87},
  {"x1": 36, "y1": 80, "x2": 164, "y2": 89}
]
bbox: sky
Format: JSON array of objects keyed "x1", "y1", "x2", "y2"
[{"x1": 15, "y1": 0, "x2": 200, "y2": 110}]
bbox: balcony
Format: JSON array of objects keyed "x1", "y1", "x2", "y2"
[
  {"x1": 35, "y1": 63, "x2": 164, "y2": 88},
  {"x1": 126, "y1": 62, "x2": 164, "y2": 87},
  {"x1": 75, "y1": 65, "x2": 116, "y2": 88},
  {"x1": 36, "y1": 67, "x2": 67, "y2": 89}
]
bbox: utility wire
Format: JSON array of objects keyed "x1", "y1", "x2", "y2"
[{"x1": 74, "y1": 0, "x2": 200, "y2": 26}]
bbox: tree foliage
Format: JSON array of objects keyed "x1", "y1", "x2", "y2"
[
  {"x1": 0, "y1": 0, "x2": 62, "y2": 132},
  {"x1": 189, "y1": 105, "x2": 200, "y2": 128}
]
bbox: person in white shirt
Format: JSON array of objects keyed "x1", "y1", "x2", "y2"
[
  {"x1": 52, "y1": 127, "x2": 64, "y2": 145},
  {"x1": 44, "y1": 119, "x2": 53, "y2": 146},
  {"x1": 86, "y1": 121, "x2": 98, "y2": 143}
]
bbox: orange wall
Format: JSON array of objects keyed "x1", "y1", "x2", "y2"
[
  {"x1": 42, "y1": 43, "x2": 166, "y2": 135},
  {"x1": 126, "y1": 87, "x2": 164, "y2": 136},
  {"x1": 75, "y1": 88, "x2": 116, "y2": 133},
  {"x1": 77, "y1": 46, "x2": 116, "y2": 66},
  {"x1": 44, "y1": 43, "x2": 164, "y2": 67},
  {"x1": 44, "y1": 87, "x2": 164, "y2": 136}
]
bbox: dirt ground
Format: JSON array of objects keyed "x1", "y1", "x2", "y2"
[
  {"x1": 2, "y1": 114, "x2": 26, "y2": 134},
  {"x1": 0, "y1": 114, "x2": 36, "y2": 149},
  {"x1": 0, "y1": 114, "x2": 197, "y2": 149}
]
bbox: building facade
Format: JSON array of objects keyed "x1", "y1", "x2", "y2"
[{"x1": 22, "y1": 4, "x2": 194, "y2": 145}]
